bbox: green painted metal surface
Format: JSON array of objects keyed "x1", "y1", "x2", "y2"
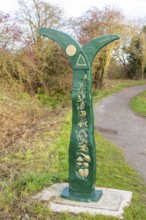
[{"x1": 39, "y1": 28, "x2": 120, "y2": 202}]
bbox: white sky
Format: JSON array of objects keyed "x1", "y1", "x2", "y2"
[{"x1": 0, "y1": 0, "x2": 146, "y2": 19}]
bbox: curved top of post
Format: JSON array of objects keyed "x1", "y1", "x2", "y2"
[
  {"x1": 39, "y1": 28, "x2": 120, "y2": 68},
  {"x1": 82, "y1": 34, "x2": 120, "y2": 65},
  {"x1": 39, "y1": 28, "x2": 81, "y2": 67}
]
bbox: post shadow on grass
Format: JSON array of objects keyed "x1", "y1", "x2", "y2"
[{"x1": 39, "y1": 28, "x2": 120, "y2": 202}]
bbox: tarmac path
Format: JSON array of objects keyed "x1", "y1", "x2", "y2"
[{"x1": 94, "y1": 85, "x2": 146, "y2": 180}]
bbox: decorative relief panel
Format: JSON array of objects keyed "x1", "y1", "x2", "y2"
[{"x1": 76, "y1": 73, "x2": 91, "y2": 179}]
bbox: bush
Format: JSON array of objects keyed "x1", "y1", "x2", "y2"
[{"x1": 0, "y1": 41, "x2": 72, "y2": 97}]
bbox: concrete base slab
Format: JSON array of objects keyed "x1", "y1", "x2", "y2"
[{"x1": 32, "y1": 183, "x2": 132, "y2": 219}]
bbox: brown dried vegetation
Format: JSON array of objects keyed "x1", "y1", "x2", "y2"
[{"x1": 0, "y1": 80, "x2": 68, "y2": 157}]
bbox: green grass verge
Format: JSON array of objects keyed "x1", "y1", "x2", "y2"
[
  {"x1": 0, "y1": 112, "x2": 146, "y2": 220},
  {"x1": 130, "y1": 91, "x2": 146, "y2": 116},
  {"x1": 93, "y1": 79, "x2": 146, "y2": 103},
  {"x1": 0, "y1": 80, "x2": 146, "y2": 219}
]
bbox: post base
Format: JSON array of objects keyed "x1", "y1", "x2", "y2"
[
  {"x1": 61, "y1": 186, "x2": 102, "y2": 202},
  {"x1": 32, "y1": 183, "x2": 133, "y2": 218}
]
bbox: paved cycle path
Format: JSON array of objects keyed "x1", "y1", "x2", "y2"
[{"x1": 94, "y1": 85, "x2": 146, "y2": 180}]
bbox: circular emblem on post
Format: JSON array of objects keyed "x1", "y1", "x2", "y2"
[
  {"x1": 66, "y1": 45, "x2": 77, "y2": 56},
  {"x1": 84, "y1": 46, "x2": 95, "y2": 54}
]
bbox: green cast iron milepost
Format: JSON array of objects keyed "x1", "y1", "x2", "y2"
[{"x1": 39, "y1": 28, "x2": 119, "y2": 202}]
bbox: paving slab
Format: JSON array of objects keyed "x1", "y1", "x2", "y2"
[
  {"x1": 94, "y1": 85, "x2": 146, "y2": 180},
  {"x1": 32, "y1": 183, "x2": 132, "y2": 219}
]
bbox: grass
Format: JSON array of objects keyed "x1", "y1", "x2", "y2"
[
  {"x1": 93, "y1": 79, "x2": 146, "y2": 103},
  {"x1": 0, "y1": 79, "x2": 146, "y2": 219},
  {"x1": 130, "y1": 90, "x2": 146, "y2": 116},
  {"x1": 1, "y1": 113, "x2": 146, "y2": 219}
]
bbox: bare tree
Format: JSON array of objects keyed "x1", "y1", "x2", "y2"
[
  {"x1": 70, "y1": 6, "x2": 131, "y2": 88},
  {"x1": 122, "y1": 26, "x2": 146, "y2": 80},
  {"x1": 16, "y1": 0, "x2": 63, "y2": 44},
  {"x1": 140, "y1": 27, "x2": 146, "y2": 79},
  {"x1": 0, "y1": 11, "x2": 22, "y2": 50}
]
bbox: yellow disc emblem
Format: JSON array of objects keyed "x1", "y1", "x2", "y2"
[{"x1": 66, "y1": 45, "x2": 77, "y2": 56}]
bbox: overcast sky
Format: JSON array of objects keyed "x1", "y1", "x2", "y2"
[{"x1": 0, "y1": 0, "x2": 146, "y2": 19}]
